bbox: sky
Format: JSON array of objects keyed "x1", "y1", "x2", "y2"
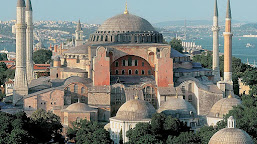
[{"x1": 0, "y1": 0, "x2": 256, "y2": 24}]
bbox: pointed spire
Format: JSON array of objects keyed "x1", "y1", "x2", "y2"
[
  {"x1": 26, "y1": 0, "x2": 32, "y2": 11},
  {"x1": 214, "y1": 0, "x2": 218, "y2": 17},
  {"x1": 226, "y1": 0, "x2": 231, "y2": 18},
  {"x1": 17, "y1": 0, "x2": 25, "y2": 7},
  {"x1": 76, "y1": 20, "x2": 82, "y2": 31},
  {"x1": 124, "y1": 1, "x2": 129, "y2": 14}
]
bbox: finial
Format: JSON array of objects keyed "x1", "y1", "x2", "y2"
[
  {"x1": 228, "y1": 92, "x2": 233, "y2": 98},
  {"x1": 124, "y1": 1, "x2": 129, "y2": 14},
  {"x1": 214, "y1": 0, "x2": 218, "y2": 17},
  {"x1": 76, "y1": 19, "x2": 82, "y2": 31},
  {"x1": 135, "y1": 95, "x2": 139, "y2": 100},
  {"x1": 226, "y1": 0, "x2": 231, "y2": 19}
]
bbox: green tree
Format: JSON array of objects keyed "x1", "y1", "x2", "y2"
[
  {"x1": 0, "y1": 53, "x2": 8, "y2": 61},
  {"x1": 119, "y1": 129, "x2": 123, "y2": 144},
  {"x1": 169, "y1": 38, "x2": 183, "y2": 53},
  {"x1": 30, "y1": 109, "x2": 63, "y2": 143},
  {"x1": 33, "y1": 49, "x2": 52, "y2": 64},
  {"x1": 67, "y1": 119, "x2": 112, "y2": 144},
  {"x1": 167, "y1": 131, "x2": 201, "y2": 144}
]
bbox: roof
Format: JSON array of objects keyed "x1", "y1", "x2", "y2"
[
  {"x1": 97, "y1": 13, "x2": 156, "y2": 32},
  {"x1": 63, "y1": 44, "x2": 89, "y2": 55},
  {"x1": 226, "y1": 0, "x2": 231, "y2": 18},
  {"x1": 208, "y1": 97, "x2": 241, "y2": 118},
  {"x1": 25, "y1": 0, "x2": 32, "y2": 11},
  {"x1": 63, "y1": 68, "x2": 87, "y2": 73},
  {"x1": 214, "y1": 0, "x2": 218, "y2": 17},
  {"x1": 17, "y1": 0, "x2": 25, "y2": 7},
  {"x1": 209, "y1": 128, "x2": 254, "y2": 144},
  {"x1": 64, "y1": 76, "x2": 92, "y2": 87},
  {"x1": 171, "y1": 48, "x2": 188, "y2": 58},
  {"x1": 76, "y1": 20, "x2": 82, "y2": 31},
  {"x1": 158, "y1": 98, "x2": 197, "y2": 118},
  {"x1": 34, "y1": 64, "x2": 50, "y2": 70},
  {"x1": 64, "y1": 103, "x2": 97, "y2": 113},
  {"x1": 113, "y1": 99, "x2": 156, "y2": 121}
]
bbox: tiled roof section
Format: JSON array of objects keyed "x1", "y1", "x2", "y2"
[
  {"x1": 170, "y1": 48, "x2": 188, "y2": 58},
  {"x1": 63, "y1": 44, "x2": 89, "y2": 54},
  {"x1": 209, "y1": 128, "x2": 254, "y2": 144},
  {"x1": 29, "y1": 76, "x2": 50, "y2": 88},
  {"x1": 110, "y1": 76, "x2": 155, "y2": 85},
  {"x1": 64, "y1": 76, "x2": 92, "y2": 87},
  {"x1": 89, "y1": 86, "x2": 110, "y2": 93},
  {"x1": 25, "y1": 0, "x2": 32, "y2": 11},
  {"x1": 63, "y1": 103, "x2": 97, "y2": 113},
  {"x1": 208, "y1": 97, "x2": 241, "y2": 118},
  {"x1": 157, "y1": 87, "x2": 176, "y2": 96},
  {"x1": 114, "y1": 99, "x2": 156, "y2": 121},
  {"x1": 63, "y1": 68, "x2": 87, "y2": 73},
  {"x1": 97, "y1": 14, "x2": 156, "y2": 32},
  {"x1": 34, "y1": 64, "x2": 50, "y2": 70},
  {"x1": 174, "y1": 67, "x2": 211, "y2": 73}
]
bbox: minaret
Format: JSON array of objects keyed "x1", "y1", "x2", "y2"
[
  {"x1": 13, "y1": 0, "x2": 28, "y2": 105},
  {"x1": 223, "y1": 0, "x2": 233, "y2": 96},
  {"x1": 75, "y1": 20, "x2": 83, "y2": 47},
  {"x1": 26, "y1": 0, "x2": 34, "y2": 83},
  {"x1": 212, "y1": 0, "x2": 220, "y2": 83}
]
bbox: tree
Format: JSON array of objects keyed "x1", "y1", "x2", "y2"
[
  {"x1": 119, "y1": 129, "x2": 123, "y2": 144},
  {"x1": 67, "y1": 119, "x2": 112, "y2": 144},
  {"x1": 169, "y1": 38, "x2": 183, "y2": 53},
  {"x1": 167, "y1": 131, "x2": 201, "y2": 144},
  {"x1": 0, "y1": 53, "x2": 8, "y2": 61},
  {"x1": 126, "y1": 113, "x2": 191, "y2": 144},
  {"x1": 33, "y1": 49, "x2": 52, "y2": 64},
  {"x1": 30, "y1": 109, "x2": 63, "y2": 143}
]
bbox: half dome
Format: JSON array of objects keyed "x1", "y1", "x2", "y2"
[
  {"x1": 65, "y1": 103, "x2": 96, "y2": 113},
  {"x1": 115, "y1": 99, "x2": 156, "y2": 121}
]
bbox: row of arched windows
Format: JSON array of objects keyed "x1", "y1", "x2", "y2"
[{"x1": 115, "y1": 69, "x2": 152, "y2": 75}]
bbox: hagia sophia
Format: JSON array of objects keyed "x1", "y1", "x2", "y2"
[{"x1": 2, "y1": 0, "x2": 254, "y2": 143}]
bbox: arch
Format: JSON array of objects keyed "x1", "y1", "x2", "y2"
[
  {"x1": 110, "y1": 55, "x2": 154, "y2": 76},
  {"x1": 142, "y1": 85, "x2": 158, "y2": 108},
  {"x1": 81, "y1": 87, "x2": 85, "y2": 94}
]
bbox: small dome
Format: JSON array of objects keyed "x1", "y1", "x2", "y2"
[
  {"x1": 158, "y1": 98, "x2": 197, "y2": 118},
  {"x1": 97, "y1": 14, "x2": 155, "y2": 32},
  {"x1": 115, "y1": 99, "x2": 156, "y2": 121},
  {"x1": 65, "y1": 103, "x2": 96, "y2": 112},
  {"x1": 208, "y1": 97, "x2": 241, "y2": 118},
  {"x1": 209, "y1": 128, "x2": 254, "y2": 144}
]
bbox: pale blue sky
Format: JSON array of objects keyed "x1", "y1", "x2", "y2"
[{"x1": 0, "y1": 0, "x2": 256, "y2": 24}]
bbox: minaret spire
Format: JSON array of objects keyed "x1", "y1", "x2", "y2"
[
  {"x1": 13, "y1": 0, "x2": 28, "y2": 105},
  {"x1": 226, "y1": 0, "x2": 231, "y2": 19},
  {"x1": 26, "y1": 0, "x2": 34, "y2": 83},
  {"x1": 223, "y1": 0, "x2": 233, "y2": 97},
  {"x1": 75, "y1": 19, "x2": 83, "y2": 47},
  {"x1": 212, "y1": 0, "x2": 220, "y2": 83},
  {"x1": 124, "y1": 1, "x2": 129, "y2": 14}
]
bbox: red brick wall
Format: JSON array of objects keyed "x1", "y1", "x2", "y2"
[
  {"x1": 93, "y1": 47, "x2": 110, "y2": 86},
  {"x1": 110, "y1": 55, "x2": 154, "y2": 76}
]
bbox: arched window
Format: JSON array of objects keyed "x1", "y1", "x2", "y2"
[
  {"x1": 81, "y1": 87, "x2": 85, "y2": 94},
  {"x1": 76, "y1": 117, "x2": 81, "y2": 123},
  {"x1": 122, "y1": 70, "x2": 125, "y2": 75},
  {"x1": 142, "y1": 70, "x2": 145, "y2": 75},
  {"x1": 115, "y1": 61, "x2": 119, "y2": 67},
  {"x1": 148, "y1": 70, "x2": 151, "y2": 75},
  {"x1": 188, "y1": 83, "x2": 192, "y2": 92},
  {"x1": 188, "y1": 95, "x2": 193, "y2": 102},
  {"x1": 122, "y1": 60, "x2": 126, "y2": 66},
  {"x1": 76, "y1": 56, "x2": 80, "y2": 63},
  {"x1": 65, "y1": 87, "x2": 71, "y2": 95},
  {"x1": 135, "y1": 70, "x2": 139, "y2": 75},
  {"x1": 142, "y1": 62, "x2": 145, "y2": 66},
  {"x1": 74, "y1": 84, "x2": 78, "y2": 93},
  {"x1": 56, "y1": 73, "x2": 58, "y2": 78},
  {"x1": 143, "y1": 86, "x2": 157, "y2": 108},
  {"x1": 64, "y1": 116, "x2": 68, "y2": 126},
  {"x1": 115, "y1": 70, "x2": 119, "y2": 75},
  {"x1": 128, "y1": 69, "x2": 132, "y2": 75},
  {"x1": 135, "y1": 60, "x2": 138, "y2": 66}
]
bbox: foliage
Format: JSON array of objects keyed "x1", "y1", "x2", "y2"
[
  {"x1": 119, "y1": 129, "x2": 123, "y2": 144},
  {"x1": 67, "y1": 119, "x2": 112, "y2": 144},
  {"x1": 30, "y1": 109, "x2": 63, "y2": 143},
  {"x1": 224, "y1": 95, "x2": 257, "y2": 142},
  {"x1": 126, "y1": 113, "x2": 191, "y2": 144},
  {"x1": 33, "y1": 49, "x2": 52, "y2": 64},
  {"x1": 167, "y1": 131, "x2": 201, "y2": 144},
  {"x1": 169, "y1": 38, "x2": 183, "y2": 53},
  {"x1": 0, "y1": 53, "x2": 8, "y2": 61}
]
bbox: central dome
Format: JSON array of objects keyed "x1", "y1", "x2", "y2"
[{"x1": 97, "y1": 14, "x2": 156, "y2": 32}]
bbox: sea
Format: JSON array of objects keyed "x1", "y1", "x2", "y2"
[{"x1": 1, "y1": 36, "x2": 257, "y2": 64}]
